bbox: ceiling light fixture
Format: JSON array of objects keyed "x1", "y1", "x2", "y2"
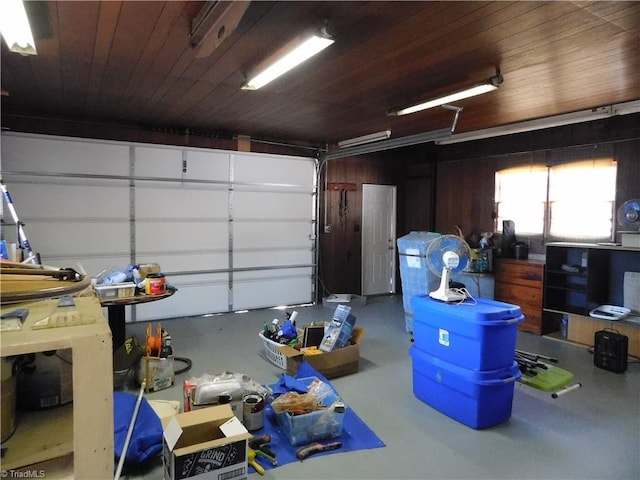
[
  {"x1": 338, "y1": 130, "x2": 391, "y2": 148},
  {"x1": 189, "y1": 1, "x2": 250, "y2": 59},
  {"x1": 242, "y1": 27, "x2": 334, "y2": 91},
  {"x1": 324, "y1": 128, "x2": 451, "y2": 161},
  {"x1": 0, "y1": 0, "x2": 36, "y2": 55},
  {"x1": 387, "y1": 72, "x2": 503, "y2": 116}
]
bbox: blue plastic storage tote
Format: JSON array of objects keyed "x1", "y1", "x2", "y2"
[
  {"x1": 411, "y1": 295, "x2": 523, "y2": 371},
  {"x1": 271, "y1": 376, "x2": 346, "y2": 446},
  {"x1": 410, "y1": 346, "x2": 521, "y2": 429}
]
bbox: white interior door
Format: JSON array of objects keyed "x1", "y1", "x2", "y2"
[{"x1": 362, "y1": 184, "x2": 396, "y2": 295}]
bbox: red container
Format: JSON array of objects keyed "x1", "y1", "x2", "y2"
[{"x1": 145, "y1": 273, "x2": 166, "y2": 295}]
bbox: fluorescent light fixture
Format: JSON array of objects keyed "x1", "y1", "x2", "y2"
[
  {"x1": 323, "y1": 128, "x2": 451, "y2": 161},
  {"x1": 388, "y1": 73, "x2": 503, "y2": 116},
  {"x1": 0, "y1": 0, "x2": 36, "y2": 55},
  {"x1": 435, "y1": 101, "x2": 640, "y2": 145},
  {"x1": 338, "y1": 130, "x2": 391, "y2": 148},
  {"x1": 242, "y1": 30, "x2": 334, "y2": 90}
]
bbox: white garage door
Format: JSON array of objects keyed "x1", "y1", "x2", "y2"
[{"x1": 1, "y1": 133, "x2": 317, "y2": 322}]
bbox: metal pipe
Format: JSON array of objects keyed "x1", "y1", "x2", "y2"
[{"x1": 114, "y1": 380, "x2": 146, "y2": 480}]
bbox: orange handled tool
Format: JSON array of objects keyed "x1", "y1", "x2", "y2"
[{"x1": 145, "y1": 323, "x2": 163, "y2": 357}]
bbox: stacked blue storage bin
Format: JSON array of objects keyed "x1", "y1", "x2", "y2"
[
  {"x1": 410, "y1": 295, "x2": 524, "y2": 429},
  {"x1": 397, "y1": 232, "x2": 441, "y2": 333}
]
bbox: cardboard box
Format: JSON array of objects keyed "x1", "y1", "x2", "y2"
[
  {"x1": 138, "y1": 355, "x2": 175, "y2": 393},
  {"x1": 319, "y1": 305, "x2": 356, "y2": 352},
  {"x1": 162, "y1": 404, "x2": 251, "y2": 480},
  {"x1": 277, "y1": 326, "x2": 365, "y2": 378}
]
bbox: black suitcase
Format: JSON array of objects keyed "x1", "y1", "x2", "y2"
[{"x1": 594, "y1": 329, "x2": 628, "y2": 373}]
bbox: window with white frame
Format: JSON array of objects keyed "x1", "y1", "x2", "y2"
[{"x1": 495, "y1": 159, "x2": 617, "y2": 242}]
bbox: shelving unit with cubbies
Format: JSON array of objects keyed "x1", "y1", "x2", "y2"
[{"x1": 543, "y1": 242, "x2": 640, "y2": 356}]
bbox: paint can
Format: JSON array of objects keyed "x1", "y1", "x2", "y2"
[
  {"x1": 145, "y1": 273, "x2": 166, "y2": 295},
  {"x1": 242, "y1": 393, "x2": 265, "y2": 431}
]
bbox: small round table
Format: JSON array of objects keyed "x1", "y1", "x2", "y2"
[{"x1": 100, "y1": 286, "x2": 177, "y2": 349}]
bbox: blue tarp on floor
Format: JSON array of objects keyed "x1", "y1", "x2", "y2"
[{"x1": 257, "y1": 362, "x2": 385, "y2": 471}]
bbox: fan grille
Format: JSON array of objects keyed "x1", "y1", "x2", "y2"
[
  {"x1": 617, "y1": 199, "x2": 640, "y2": 231},
  {"x1": 426, "y1": 235, "x2": 471, "y2": 275}
]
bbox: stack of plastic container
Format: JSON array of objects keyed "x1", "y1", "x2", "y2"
[
  {"x1": 409, "y1": 295, "x2": 524, "y2": 429},
  {"x1": 397, "y1": 232, "x2": 442, "y2": 333}
]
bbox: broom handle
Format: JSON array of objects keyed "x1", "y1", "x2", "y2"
[{"x1": 114, "y1": 380, "x2": 146, "y2": 480}]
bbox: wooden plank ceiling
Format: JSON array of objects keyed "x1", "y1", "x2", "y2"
[{"x1": 1, "y1": 1, "x2": 639, "y2": 148}]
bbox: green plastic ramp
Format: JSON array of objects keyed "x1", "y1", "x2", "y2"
[{"x1": 518, "y1": 362, "x2": 574, "y2": 392}]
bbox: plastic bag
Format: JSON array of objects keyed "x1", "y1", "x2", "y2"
[
  {"x1": 271, "y1": 391, "x2": 319, "y2": 415},
  {"x1": 94, "y1": 264, "x2": 139, "y2": 285},
  {"x1": 307, "y1": 378, "x2": 334, "y2": 405}
]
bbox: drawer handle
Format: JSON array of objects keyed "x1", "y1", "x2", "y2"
[{"x1": 527, "y1": 272, "x2": 537, "y2": 279}]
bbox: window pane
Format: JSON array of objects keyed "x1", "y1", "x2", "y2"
[
  {"x1": 497, "y1": 202, "x2": 545, "y2": 235},
  {"x1": 495, "y1": 165, "x2": 547, "y2": 235},
  {"x1": 550, "y1": 201, "x2": 613, "y2": 238},
  {"x1": 495, "y1": 166, "x2": 547, "y2": 202},
  {"x1": 549, "y1": 159, "x2": 616, "y2": 239},
  {"x1": 550, "y1": 159, "x2": 616, "y2": 201}
]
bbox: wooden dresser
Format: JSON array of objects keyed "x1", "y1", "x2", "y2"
[{"x1": 494, "y1": 258, "x2": 548, "y2": 335}]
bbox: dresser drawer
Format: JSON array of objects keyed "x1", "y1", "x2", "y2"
[
  {"x1": 494, "y1": 258, "x2": 546, "y2": 335},
  {"x1": 494, "y1": 283, "x2": 542, "y2": 311},
  {"x1": 494, "y1": 283, "x2": 543, "y2": 334},
  {"x1": 494, "y1": 259, "x2": 544, "y2": 288}
]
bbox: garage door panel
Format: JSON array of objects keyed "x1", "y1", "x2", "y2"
[
  {"x1": 137, "y1": 252, "x2": 229, "y2": 273},
  {"x1": 185, "y1": 150, "x2": 230, "y2": 181},
  {"x1": 135, "y1": 184, "x2": 228, "y2": 219},
  {"x1": 234, "y1": 249, "x2": 312, "y2": 269},
  {"x1": 233, "y1": 268, "x2": 313, "y2": 310},
  {"x1": 233, "y1": 153, "x2": 315, "y2": 186},
  {"x1": 135, "y1": 221, "x2": 228, "y2": 252},
  {"x1": 8, "y1": 182, "x2": 130, "y2": 219},
  {"x1": 132, "y1": 273, "x2": 230, "y2": 321},
  {"x1": 134, "y1": 147, "x2": 183, "y2": 178},
  {"x1": 234, "y1": 222, "x2": 312, "y2": 250},
  {"x1": 27, "y1": 222, "x2": 130, "y2": 259},
  {"x1": 2, "y1": 134, "x2": 129, "y2": 176},
  {"x1": 233, "y1": 191, "x2": 313, "y2": 219}
]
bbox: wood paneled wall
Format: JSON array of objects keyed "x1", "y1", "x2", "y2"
[
  {"x1": 432, "y1": 116, "x2": 640, "y2": 255},
  {"x1": 318, "y1": 114, "x2": 639, "y2": 297},
  {"x1": 318, "y1": 153, "x2": 402, "y2": 296}
]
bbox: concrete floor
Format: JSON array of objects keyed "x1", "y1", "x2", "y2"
[{"x1": 122, "y1": 294, "x2": 639, "y2": 480}]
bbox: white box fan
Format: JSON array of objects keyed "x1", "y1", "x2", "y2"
[{"x1": 618, "y1": 199, "x2": 640, "y2": 247}]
